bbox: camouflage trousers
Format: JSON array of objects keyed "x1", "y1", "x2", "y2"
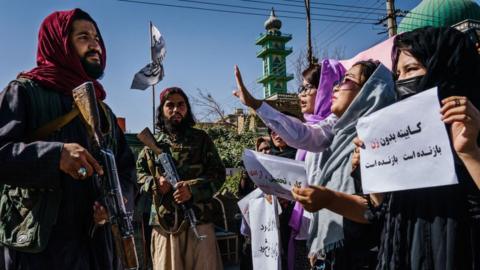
[{"x1": 150, "y1": 223, "x2": 223, "y2": 270}]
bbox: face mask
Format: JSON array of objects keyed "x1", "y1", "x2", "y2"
[{"x1": 395, "y1": 75, "x2": 424, "y2": 99}]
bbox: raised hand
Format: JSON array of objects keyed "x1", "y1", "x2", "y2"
[{"x1": 233, "y1": 65, "x2": 262, "y2": 110}]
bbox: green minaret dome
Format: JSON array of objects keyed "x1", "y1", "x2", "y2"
[
  {"x1": 256, "y1": 8, "x2": 293, "y2": 98},
  {"x1": 398, "y1": 0, "x2": 480, "y2": 33},
  {"x1": 265, "y1": 8, "x2": 282, "y2": 31}
]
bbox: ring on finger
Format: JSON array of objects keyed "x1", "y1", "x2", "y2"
[{"x1": 77, "y1": 167, "x2": 87, "y2": 178}]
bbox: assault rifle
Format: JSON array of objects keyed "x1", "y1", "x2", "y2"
[
  {"x1": 137, "y1": 127, "x2": 206, "y2": 240},
  {"x1": 72, "y1": 82, "x2": 138, "y2": 270}
]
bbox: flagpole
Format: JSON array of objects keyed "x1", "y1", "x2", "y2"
[{"x1": 149, "y1": 21, "x2": 156, "y2": 134}]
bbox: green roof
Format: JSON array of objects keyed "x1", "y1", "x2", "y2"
[
  {"x1": 255, "y1": 33, "x2": 292, "y2": 45},
  {"x1": 398, "y1": 0, "x2": 480, "y2": 33}
]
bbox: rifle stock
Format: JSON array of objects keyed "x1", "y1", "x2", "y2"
[
  {"x1": 137, "y1": 128, "x2": 163, "y2": 155},
  {"x1": 72, "y1": 82, "x2": 103, "y2": 146},
  {"x1": 73, "y1": 82, "x2": 139, "y2": 270}
]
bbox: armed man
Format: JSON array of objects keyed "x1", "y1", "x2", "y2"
[
  {"x1": 136, "y1": 87, "x2": 225, "y2": 270},
  {"x1": 0, "y1": 9, "x2": 137, "y2": 269}
]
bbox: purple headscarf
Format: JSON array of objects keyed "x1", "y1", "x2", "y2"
[
  {"x1": 288, "y1": 59, "x2": 345, "y2": 270},
  {"x1": 296, "y1": 59, "x2": 346, "y2": 161}
]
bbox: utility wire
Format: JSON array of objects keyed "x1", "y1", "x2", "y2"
[
  {"x1": 118, "y1": 0, "x2": 375, "y2": 24},
  {"x1": 240, "y1": 0, "x2": 386, "y2": 16},
  {"x1": 313, "y1": 0, "x2": 380, "y2": 47},
  {"x1": 175, "y1": 0, "x2": 377, "y2": 22},
  {"x1": 322, "y1": 1, "x2": 385, "y2": 49},
  {"x1": 283, "y1": 0, "x2": 386, "y2": 11}
]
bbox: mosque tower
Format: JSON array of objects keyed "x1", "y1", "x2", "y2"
[{"x1": 256, "y1": 8, "x2": 294, "y2": 98}]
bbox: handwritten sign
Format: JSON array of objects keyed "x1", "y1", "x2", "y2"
[
  {"x1": 249, "y1": 197, "x2": 281, "y2": 270},
  {"x1": 356, "y1": 87, "x2": 458, "y2": 193},
  {"x1": 237, "y1": 188, "x2": 264, "y2": 227},
  {"x1": 242, "y1": 149, "x2": 307, "y2": 200}
]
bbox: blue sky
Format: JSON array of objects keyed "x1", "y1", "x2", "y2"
[{"x1": 0, "y1": 0, "x2": 422, "y2": 132}]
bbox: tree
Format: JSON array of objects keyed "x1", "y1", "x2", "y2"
[{"x1": 191, "y1": 88, "x2": 235, "y2": 126}]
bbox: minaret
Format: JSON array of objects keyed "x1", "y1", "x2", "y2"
[{"x1": 256, "y1": 8, "x2": 294, "y2": 98}]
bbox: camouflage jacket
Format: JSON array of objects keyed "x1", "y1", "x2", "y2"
[{"x1": 136, "y1": 127, "x2": 225, "y2": 230}]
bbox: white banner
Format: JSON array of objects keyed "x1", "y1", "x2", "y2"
[
  {"x1": 237, "y1": 188, "x2": 264, "y2": 227},
  {"x1": 242, "y1": 149, "x2": 307, "y2": 200},
  {"x1": 249, "y1": 197, "x2": 281, "y2": 270},
  {"x1": 356, "y1": 87, "x2": 458, "y2": 193}
]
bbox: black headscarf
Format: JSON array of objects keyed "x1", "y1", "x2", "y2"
[
  {"x1": 393, "y1": 26, "x2": 480, "y2": 107},
  {"x1": 374, "y1": 26, "x2": 480, "y2": 269}
]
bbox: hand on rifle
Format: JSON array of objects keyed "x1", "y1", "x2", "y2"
[
  {"x1": 155, "y1": 175, "x2": 172, "y2": 195},
  {"x1": 173, "y1": 181, "x2": 192, "y2": 204},
  {"x1": 60, "y1": 143, "x2": 104, "y2": 180},
  {"x1": 93, "y1": 201, "x2": 108, "y2": 225}
]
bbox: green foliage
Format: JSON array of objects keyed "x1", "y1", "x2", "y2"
[
  {"x1": 203, "y1": 125, "x2": 258, "y2": 168},
  {"x1": 200, "y1": 125, "x2": 259, "y2": 197},
  {"x1": 219, "y1": 173, "x2": 242, "y2": 198}
]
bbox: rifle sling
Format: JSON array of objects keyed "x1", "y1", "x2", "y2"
[{"x1": 28, "y1": 107, "x2": 80, "y2": 141}]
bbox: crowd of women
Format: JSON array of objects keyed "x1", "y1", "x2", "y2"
[{"x1": 232, "y1": 26, "x2": 480, "y2": 269}]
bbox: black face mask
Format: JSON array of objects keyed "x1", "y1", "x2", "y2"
[{"x1": 395, "y1": 75, "x2": 424, "y2": 99}]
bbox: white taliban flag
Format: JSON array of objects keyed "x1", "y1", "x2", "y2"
[{"x1": 131, "y1": 22, "x2": 166, "y2": 90}]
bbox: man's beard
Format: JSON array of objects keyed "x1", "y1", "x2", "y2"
[
  {"x1": 81, "y1": 52, "x2": 104, "y2": 79},
  {"x1": 164, "y1": 116, "x2": 189, "y2": 135}
]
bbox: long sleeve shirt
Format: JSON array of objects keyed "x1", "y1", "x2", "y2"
[
  {"x1": 255, "y1": 102, "x2": 337, "y2": 153},
  {"x1": 136, "y1": 127, "x2": 226, "y2": 227},
  {"x1": 0, "y1": 79, "x2": 137, "y2": 269}
]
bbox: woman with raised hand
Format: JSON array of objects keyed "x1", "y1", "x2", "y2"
[
  {"x1": 233, "y1": 59, "x2": 345, "y2": 270},
  {"x1": 233, "y1": 60, "x2": 345, "y2": 155},
  {"x1": 290, "y1": 60, "x2": 396, "y2": 269},
  {"x1": 300, "y1": 27, "x2": 480, "y2": 269}
]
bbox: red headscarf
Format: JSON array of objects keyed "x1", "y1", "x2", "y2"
[{"x1": 20, "y1": 9, "x2": 107, "y2": 100}]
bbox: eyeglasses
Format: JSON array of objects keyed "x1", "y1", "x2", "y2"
[
  {"x1": 297, "y1": 84, "x2": 316, "y2": 96},
  {"x1": 333, "y1": 76, "x2": 361, "y2": 91}
]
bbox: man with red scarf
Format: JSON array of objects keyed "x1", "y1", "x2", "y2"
[{"x1": 0, "y1": 9, "x2": 136, "y2": 269}]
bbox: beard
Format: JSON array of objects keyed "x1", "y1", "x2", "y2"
[
  {"x1": 81, "y1": 52, "x2": 104, "y2": 79},
  {"x1": 164, "y1": 115, "x2": 189, "y2": 135}
]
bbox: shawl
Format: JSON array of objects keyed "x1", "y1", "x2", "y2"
[{"x1": 308, "y1": 64, "x2": 397, "y2": 256}]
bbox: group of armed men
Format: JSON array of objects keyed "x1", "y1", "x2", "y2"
[{"x1": 0, "y1": 9, "x2": 225, "y2": 270}]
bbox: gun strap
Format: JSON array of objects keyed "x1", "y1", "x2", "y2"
[{"x1": 28, "y1": 107, "x2": 80, "y2": 141}]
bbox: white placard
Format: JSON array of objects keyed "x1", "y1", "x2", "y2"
[
  {"x1": 237, "y1": 188, "x2": 264, "y2": 227},
  {"x1": 242, "y1": 149, "x2": 307, "y2": 200},
  {"x1": 356, "y1": 87, "x2": 458, "y2": 193},
  {"x1": 249, "y1": 197, "x2": 281, "y2": 270}
]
